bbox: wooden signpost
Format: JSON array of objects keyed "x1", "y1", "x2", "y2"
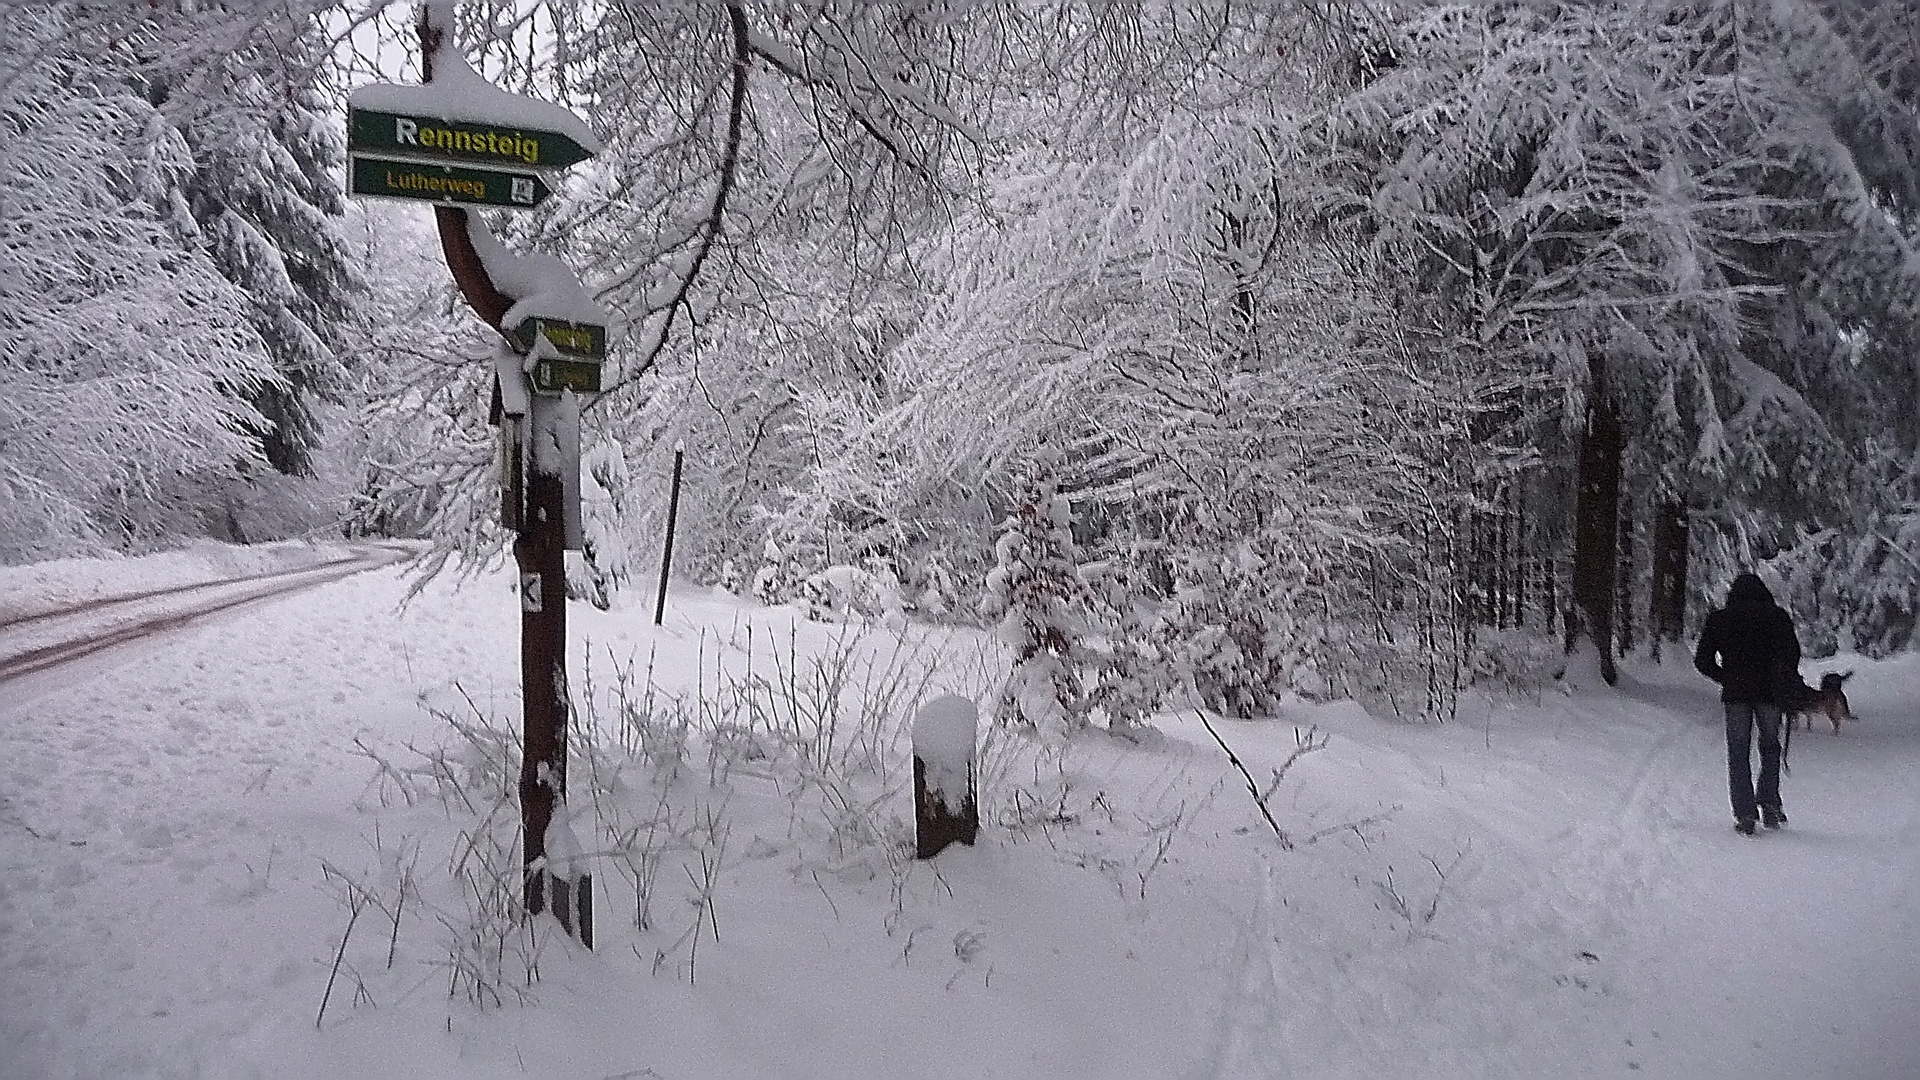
[
  {"x1": 346, "y1": 5, "x2": 604, "y2": 947},
  {"x1": 511, "y1": 317, "x2": 606, "y2": 394},
  {"x1": 349, "y1": 107, "x2": 598, "y2": 170},
  {"x1": 348, "y1": 155, "x2": 552, "y2": 209}
]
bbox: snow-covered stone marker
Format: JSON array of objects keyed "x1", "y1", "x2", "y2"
[{"x1": 913, "y1": 695, "x2": 980, "y2": 858}]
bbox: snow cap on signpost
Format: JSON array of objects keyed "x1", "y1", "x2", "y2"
[
  {"x1": 346, "y1": 23, "x2": 601, "y2": 214},
  {"x1": 348, "y1": 2, "x2": 601, "y2": 164}
]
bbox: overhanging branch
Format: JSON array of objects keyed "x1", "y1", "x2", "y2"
[{"x1": 605, "y1": 0, "x2": 749, "y2": 395}]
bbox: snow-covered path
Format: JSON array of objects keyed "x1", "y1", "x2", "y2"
[
  {"x1": 0, "y1": 550, "x2": 1915, "y2": 1079},
  {"x1": 1198, "y1": 660, "x2": 1920, "y2": 1079},
  {"x1": 1583, "y1": 668, "x2": 1920, "y2": 1080},
  {"x1": 0, "y1": 542, "x2": 412, "y2": 685},
  {"x1": 0, "y1": 555, "x2": 483, "y2": 1079}
]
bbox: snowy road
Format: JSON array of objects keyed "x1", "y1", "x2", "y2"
[{"x1": 0, "y1": 542, "x2": 414, "y2": 687}]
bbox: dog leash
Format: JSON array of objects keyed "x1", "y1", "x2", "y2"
[{"x1": 1782, "y1": 709, "x2": 1791, "y2": 776}]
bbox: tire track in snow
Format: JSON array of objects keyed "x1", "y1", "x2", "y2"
[
  {"x1": 0, "y1": 542, "x2": 415, "y2": 685},
  {"x1": 0, "y1": 549, "x2": 361, "y2": 632}
]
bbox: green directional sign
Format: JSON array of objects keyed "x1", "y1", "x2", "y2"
[
  {"x1": 533, "y1": 357, "x2": 602, "y2": 394},
  {"x1": 349, "y1": 107, "x2": 595, "y2": 170},
  {"x1": 350, "y1": 155, "x2": 552, "y2": 209},
  {"x1": 509, "y1": 318, "x2": 607, "y2": 360}
]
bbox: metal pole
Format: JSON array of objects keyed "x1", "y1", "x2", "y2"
[{"x1": 654, "y1": 446, "x2": 684, "y2": 626}]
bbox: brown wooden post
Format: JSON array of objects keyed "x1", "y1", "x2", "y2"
[
  {"x1": 515, "y1": 421, "x2": 569, "y2": 920},
  {"x1": 418, "y1": 6, "x2": 584, "y2": 940}
]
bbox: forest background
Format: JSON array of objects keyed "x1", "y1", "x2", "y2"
[{"x1": 4, "y1": 0, "x2": 1918, "y2": 726}]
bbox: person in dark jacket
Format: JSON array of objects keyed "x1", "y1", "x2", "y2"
[{"x1": 1695, "y1": 573, "x2": 1801, "y2": 834}]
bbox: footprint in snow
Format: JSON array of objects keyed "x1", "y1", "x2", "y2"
[{"x1": 127, "y1": 823, "x2": 174, "y2": 850}]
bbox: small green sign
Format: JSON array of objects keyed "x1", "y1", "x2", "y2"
[
  {"x1": 509, "y1": 318, "x2": 607, "y2": 360},
  {"x1": 533, "y1": 357, "x2": 602, "y2": 394},
  {"x1": 349, "y1": 107, "x2": 595, "y2": 170},
  {"x1": 350, "y1": 155, "x2": 552, "y2": 209}
]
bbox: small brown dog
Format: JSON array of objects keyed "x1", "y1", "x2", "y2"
[{"x1": 1790, "y1": 671, "x2": 1855, "y2": 733}]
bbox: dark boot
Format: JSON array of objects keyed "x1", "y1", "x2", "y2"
[
  {"x1": 1761, "y1": 806, "x2": 1787, "y2": 829},
  {"x1": 1735, "y1": 818, "x2": 1758, "y2": 835}
]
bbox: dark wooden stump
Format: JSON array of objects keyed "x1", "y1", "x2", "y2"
[
  {"x1": 914, "y1": 755, "x2": 978, "y2": 858},
  {"x1": 912, "y1": 695, "x2": 979, "y2": 859}
]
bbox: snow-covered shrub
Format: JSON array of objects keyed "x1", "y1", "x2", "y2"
[
  {"x1": 980, "y1": 462, "x2": 1092, "y2": 740},
  {"x1": 1152, "y1": 512, "x2": 1327, "y2": 720},
  {"x1": 751, "y1": 490, "x2": 841, "y2": 606},
  {"x1": 1465, "y1": 627, "x2": 1561, "y2": 702},
  {"x1": 1080, "y1": 550, "x2": 1175, "y2": 736},
  {"x1": 911, "y1": 554, "x2": 963, "y2": 619},
  {"x1": 571, "y1": 436, "x2": 636, "y2": 610},
  {"x1": 752, "y1": 535, "x2": 816, "y2": 607},
  {"x1": 800, "y1": 561, "x2": 907, "y2": 623}
]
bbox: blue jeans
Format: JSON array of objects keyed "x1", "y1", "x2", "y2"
[{"x1": 1725, "y1": 702, "x2": 1783, "y2": 822}]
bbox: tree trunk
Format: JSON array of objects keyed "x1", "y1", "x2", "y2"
[
  {"x1": 1616, "y1": 508, "x2": 1635, "y2": 658},
  {"x1": 1494, "y1": 484, "x2": 1511, "y2": 629},
  {"x1": 1650, "y1": 499, "x2": 1690, "y2": 654},
  {"x1": 1567, "y1": 380, "x2": 1622, "y2": 685},
  {"x1": 1514, "y1": 481, "x2": 1528, "y2": 630},
  {"x1": 1545, "y1": 549, "x2": 1558, "y2": 639}
]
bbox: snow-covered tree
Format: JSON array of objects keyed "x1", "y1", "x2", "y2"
[
  {"x1": 1312, "y1": 0, "x2": 1920, "y2": 677},
  {"x1": 141, "y1": 10, "x2": 366, "y2": 479},
  {"x1": 1763, "y1": 448, "x2": 1920, "y2": 658},
  {"x1": 571, "y1": 435, "x2": 637, "y2": 609},
  {"x1": 0, "y1": 8, "x2": 279, "y2": 560},
  {"x1": 343, "y1": 2, "x2": 994, "y2": 583},
  {"x1": 980, "y1": 459, "x2": 1089, "y2": 740},
  {"x1": 1081, "y1": 548, "x2": 1175, "y2": 737}
]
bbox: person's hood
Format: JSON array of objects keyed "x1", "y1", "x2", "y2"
[{"x1": 1727, "y1": 572, "x2": 1775, "y2": 609}]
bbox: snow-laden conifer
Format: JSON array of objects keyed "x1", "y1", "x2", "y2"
[
  {"x1": 1314, "y1": 0, "x2": 1920, "y2": 662},
  {"x1": 571, "y1": 436, "x2": 635, "y2": 610},
  {"x1": 0, "y1": 9, "x2": 277, "y2": 560},
  {"x1": 132, "y1": 5, "x2": 366, "y2": 479},
  {"x1": 980, "y1": 457, "x2": 1090, "y2": 740}
]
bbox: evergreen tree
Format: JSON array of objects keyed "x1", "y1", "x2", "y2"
[
  {"x1": 1312, "y1": 0, "x2": 1920, "y2": 674},
  {"x1": 980, "y1": 459, "x2": 1089, "y2": 741},
  {"x1": 571, "y1": 434, "x2": 636, "y2": 610},
  {"x1": 0, "y1": 7, "x2": 278, "y2": 559},
  {"x1": 132, "y1": 4, "x2": 367, "y2": 477}
]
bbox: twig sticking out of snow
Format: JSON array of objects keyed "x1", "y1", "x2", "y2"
[
  {"x1": 316, "y1": 875, "x2": 370, "y2": 1029},
  {"x1": 1198, "y1": 713, "x2": 1328, "y2": 850}
]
